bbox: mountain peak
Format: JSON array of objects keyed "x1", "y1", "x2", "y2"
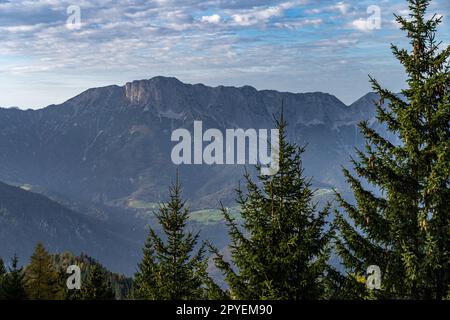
[{"x1": 126, "y1": 76, "x2": 183, "y2": 86}]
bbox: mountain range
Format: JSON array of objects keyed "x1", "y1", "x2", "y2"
[{"x1": 0, "y1": 76, "x2": 384, "y2": 275}]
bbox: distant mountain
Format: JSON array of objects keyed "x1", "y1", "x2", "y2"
[
  {"x1": 0, "y1": 76, "x2": 380, "y2": 211},
  {"x1": 0, "y1": 181, "x2": 140, "y2": 273},
  {"x1": 0, "y1": 77, "x2": 385, "y2": 275}
]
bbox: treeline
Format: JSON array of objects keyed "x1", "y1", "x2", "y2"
[
  {"x1": 0, "y1": 0, "x2": 449, "y2": 300},
  {"x1": 0, "y1": 247, "x2": 131, "y2": 300}
]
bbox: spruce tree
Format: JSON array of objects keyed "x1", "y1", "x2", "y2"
[
  {"x1": 24, "y1": 243, "x2": 60, "y2": 300},
  {"x1": 1, "y1": 255, "x2": 27, "y2": 300},
  {"x1": 210, "y1": 114, "x2": 333, "y2": 299},
  {"x1": 80, "y1": 264, "x2": 115, "y2": 300},
  {"x1": 334, "y1": 0, "x2": 449, "y2": 299},
  {"x1": 133, "y1": 175, "x2": 216, "y2": 300}
]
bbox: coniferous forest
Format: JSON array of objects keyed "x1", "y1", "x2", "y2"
[{"x1": 0, "y1": 0, "x2": 449, "y2": 302}]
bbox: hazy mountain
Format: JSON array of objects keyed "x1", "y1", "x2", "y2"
[
  {"x1": 0, "y1": 181, "x2": 140, "y2": 273},
  {"x1": 0, "y1": 76, "x2": 379, "y2": 210},
  {"x1": 0, "y1": 76, "x2": 383, "y2": 275}
]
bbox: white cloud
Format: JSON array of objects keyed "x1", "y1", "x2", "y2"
[
  {"x1": 231, "y1": 14, "x2": 254, "y2": 26},
  {"x1": 229, "y1": 1, "x2": 304, "y2": 27},
  {"x1": 274, "y1": 19, "x2": 323, "y2": 29},
  {"x1": 0, "y1": 24, "x2": 46, "y2": 33},
  {"x1": 333, "y1": 2, "x2": 351, "y2": 15},
  {"x1": 350, "y1": 18, "x2": 373, "y2": 32},
  {"x1": 201, "y1": 14, "x2": 221, "y2": 24},
  {"x1": 232, "y1": 6, "x2": 284, "y2": 26},
  {"x1": 306, "y1": 1, "x2": 351, "y2": 15}
]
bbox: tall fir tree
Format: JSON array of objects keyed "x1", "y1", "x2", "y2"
[
  {"x1": 334, "y1": 0, "x2": 449, "y2": 299},
  {"x1": 210, "y1": 113, "x2": 333, "y2": 299},
  {"x1": 1, "y1": 255, "x2": 27, "y2": 300},
  {"x1": 80, "y1": 264, "x2": 115, "y2": 300},
  {"x1": 133, "y1": 175, "x2": 219, "y2": 300},
  {"x1": 24, "y1": 243, "x2": 60, "y2": 300}
]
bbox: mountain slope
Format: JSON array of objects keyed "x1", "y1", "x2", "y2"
[
  {"x1": 0, "y1": 77, "x2": 379, "y2": 210},
  {"x1": 0, "y1": 181, "x2": 139, "y2": 274},
  {"x1": 0, "y1": 77, "x2": 387, "y2": 276}
]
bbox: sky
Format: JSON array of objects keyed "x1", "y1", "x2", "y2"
[{"x1": 0, "y1": 0, "x2": 449, "y2": 109}]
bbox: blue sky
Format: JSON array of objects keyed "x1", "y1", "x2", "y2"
[{"x1": 0, "y1": 0, "x2": 449, "y2": 108}]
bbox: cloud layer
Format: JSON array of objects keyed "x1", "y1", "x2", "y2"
[{"x1": 0, "y1": 0, "x2": 448, "y2": 108}]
